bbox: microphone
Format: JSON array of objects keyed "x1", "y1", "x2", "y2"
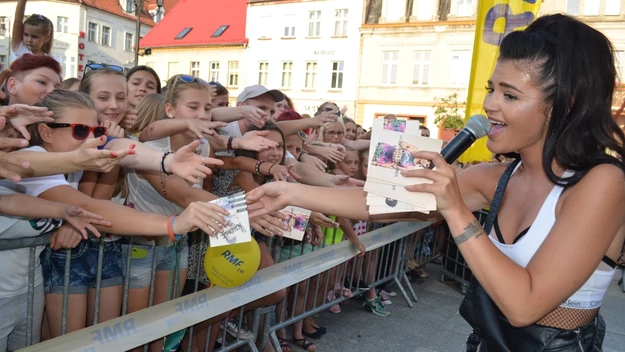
[{"x1": 429, "y1": 115, "x2": 490, "y2": 167}]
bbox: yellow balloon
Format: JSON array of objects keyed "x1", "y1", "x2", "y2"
[{"x1": 205, "y1": 240, "x2": 261, "y2": 288}]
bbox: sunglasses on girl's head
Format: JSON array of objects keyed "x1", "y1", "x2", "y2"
[
  {"x1": 297, "y1": 131, "x2": 307, "y2": 141},
  {"x1": 167, "y1": 75, "x2": 208, "y2": 101},
  {"x1": 84, "y1": 63, "x2": 124, "y2": 74},
  {"x1": 46, "y1": 123, "x2": 107, "y2": 140}
]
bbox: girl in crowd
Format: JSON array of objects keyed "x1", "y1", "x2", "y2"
[
  {"x1": 209, "y1": 81, "x2": 230, "y2": 108},
  {"x1": 11, "y1": 0, "x2": 54, "y2": 61},
  {"x1": 342, "y1": 118, "x2": 357, "y2": 141},
  {"x1": 126, "y1": 65, "x2": 161, "y2": 111},
  {"x1": 60, "y1": 77, "x2": 80, "y2": 91},
  {"x1": 249, "y1": 14, "x2": 625, "y2": 350}
]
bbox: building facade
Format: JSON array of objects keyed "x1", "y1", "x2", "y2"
[
  {"x1": 0, "y1": 0, "x2": 155, "y2": 79},
  {"x1": 356, "y1": 0, "x2": 625, "y2": 137},
  {"x1": 139, "y1": 0, "x2": 248, "y2": 101},
  {"x1": 246, "y1": 0, "x2": 364, "y2": 116}
]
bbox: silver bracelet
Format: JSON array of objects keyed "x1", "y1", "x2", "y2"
[{"x1": 454, "y1": 220, "x2": 484, "y2": 245}]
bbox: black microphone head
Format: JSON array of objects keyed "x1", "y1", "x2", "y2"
[{"x1": 465, "y1": 114, "x2": 490, "y2": 139}]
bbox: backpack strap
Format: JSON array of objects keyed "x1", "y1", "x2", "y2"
[{"x1": 483, "y1": 159, "x2": 521, "y2": 234}]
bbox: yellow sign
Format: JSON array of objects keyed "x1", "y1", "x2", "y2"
[{"x1": 459, "y1": 0, "x2": 543, "y2": 163}]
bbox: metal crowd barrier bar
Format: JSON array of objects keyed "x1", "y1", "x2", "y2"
[{"x1": 15, "y1": 221, "x2": 427, "y2": 352}]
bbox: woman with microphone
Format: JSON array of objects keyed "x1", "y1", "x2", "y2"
[{"x1": 247, "y1": 14, "x2": 625, "y2": 350}]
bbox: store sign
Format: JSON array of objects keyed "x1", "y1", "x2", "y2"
[{"x1": 77, "y1": 31, "x2": 86, "y2": 78}]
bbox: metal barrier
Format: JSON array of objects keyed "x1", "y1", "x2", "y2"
[{"x1": 6, "y1": 220, "x2": 440, "y2": 352}]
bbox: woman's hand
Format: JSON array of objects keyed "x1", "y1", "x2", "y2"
[
  {"x1": 238, "y1": 106, "x2": 268, "y2": 128},
  {"x1": 400, "y1": 151, "x2": 465, "y2": 218},
  {"x1": 61, "y1": 204, "x2": 111, "y2": 239},
  {"x1": 309, "y1": 225, "x2": 324, "y2": 246},
  {"x1": 330, "y1": 175, "x2": 364, "y2": 188},
  {"x1": 165, "y1": 140, "x2": 223, "y2": 184},
  {"x1": 174, "y1": 201, "x2": 230, "y2": 236},
  {"x1": 0, "y1": 69, "x2": 11, "y2": 100},
  {"x1": 186, "y1": 119, "x2": 227, "y2": 140},
  {"x1": 233, "y1": 130, "x2": 278, "y2": 152},
  {"x1": 351, "y1": 239, "x2": 366, "y2": 258},
  {"x1": 0, "y1": 147, "x2": 29, "y2": 182},
  {"x1": 268, "y1": 163, "x2": 301, "y2": 182},
  {"x1": 309, "y1": 211, "x2": 338, "y2": 228},
  {"x1": 312, "y1": 111, "x2": 339, "y2": 127},
  {"x1": 246, "y1": 181, "x2": 293, "y2": 217},
  {"x1": 308, "y1": 145, "x2": 345, "y2": 164},
  {"x1": 307, "y1": 129, "x2": 319, "y2": 143},
  {"x1": 120, "y1": 109, "x2": 138, "y2": 131},
  {"x1": 300, "y1": 153, "x2": 326, "y2": 171},
  {"x1": 2, "y1": 104, "x2": 54, "y2": 140},
  {"x1": 49, "y1": 225, "x2": 83, "y2": 251},
  {"x1": 103, "y1": 121, "x2": 125, "y2": 138},
  {"x1": 250, "y1": 212, "x2": 289, "y2": 237},
  {"x1": 71, "y1": 136, "x2": 136, "y2": 173}
]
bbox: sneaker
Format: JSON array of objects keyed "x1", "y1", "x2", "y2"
[
  {"x1": 378, "y1": 290, "x2": 393, "y2": 305},
  {"x1": 221, "y1": 316, "x2": 253, "y2": 340},
  {"x1": 363, "y1": 297, "x2": 390, "y2": 317},
  {"x1": 380, "y1": 289, "x2": 397, "y2": 297}
]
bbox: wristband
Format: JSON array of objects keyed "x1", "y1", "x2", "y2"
[
  {"x1": 227, "y1": 137, "x2": 234, "y2": 151},
  {"x1": 161, "y1": 152, "x2": 174, "y2": 176},
  {"x1": 268, "y1": 163, "x2": 276, "y2": 175},
  {"x1": 298, "y1": 150, "x2": 308, "y2": 162},
  {"x1": 167, "y1": 216, "x2": 180, "y2": 241},
  {"x1": 255, "y1": 160, "x2": 266, "y2": 176}
]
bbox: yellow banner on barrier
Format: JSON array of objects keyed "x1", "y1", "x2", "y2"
[{"x1": 459, "y1": 0, "x2": 543, "y2": 163}]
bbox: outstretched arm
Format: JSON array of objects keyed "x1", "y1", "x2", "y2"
[{"x1": 12, "y1": 0, "x2": 26, "y2": 51}]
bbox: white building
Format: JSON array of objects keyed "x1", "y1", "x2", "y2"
[
  {"x1": 139, "y1": 0, "x2": 248, "y2": 101},
  {"x1": 246, "y1": 0, "x2": 364, "y2": 116},
  {"x1": 356, "y1": 0, "x2": 625, "y2": 138},
  {"x1": 0, "y1": 0, "x2": 157, "y2": 79}
]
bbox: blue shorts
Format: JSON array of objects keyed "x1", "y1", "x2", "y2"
[
  {"x1": 41, "y1": 240, "x2": 123, "y2": 294},
  {"x1": 120, "y1": 238, "x2": 189, "y2": 289}
]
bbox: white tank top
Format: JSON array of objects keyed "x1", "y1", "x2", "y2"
[{"x1": 489, "y1": 163, "x2": 615, "y2": 310}]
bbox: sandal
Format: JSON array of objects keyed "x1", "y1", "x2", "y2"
[
  {"x1": 336, "y1": 286, "x2": 354, "y2": 298},
  {"x1": 302, "y1": 328, "x2": 325, "y2": 339},
  {"x1": 278, "y1": 337, "x2": 292, "y2": 352},
  {"x1": 415, "y1": 269, "x2": 430, "y2": 278},
  {"x1": 406, "y1": 259, "x2": 419, "y2": 270},
  {"x1": 329, "y1": 303, "x2": 341, "y2": 313},
  {"x1": 293, "y1": 338, "x2": 317, "y2": 352}
]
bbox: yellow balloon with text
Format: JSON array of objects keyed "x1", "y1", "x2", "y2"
[{"x1": 205, "y1": 240, "x2": 261, "y2": 288}]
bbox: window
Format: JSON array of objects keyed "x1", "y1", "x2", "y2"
[
  {"x1": 0, "y1": 17, "x2": 8, "y2": 36},
  {"x1": 284, "y1": 25, "x2": 295, "y2": 37},
  {"x1": 212, "y1": 25, "x2": 229, "y2": 38},
  {"x1": 228, "y1": 61, "x2": 239, "y2": 87},
  {"x1": 190, "y1": 61, "x2": 200, "y2": 78},
  {"x1": 70, "y1": 56, "x2": 75, "y2": 76},
  {"x1": 616, "y1": 51, "x2": 625, "y2": 84},
  {"x1": 334, "y1": 9, "x2": 348, "y2": 36},
  {"x1": 258, "y1": 62, "x2": 269, "y2": 86},
  {"x1": 449, "y1": 51, "x2": 471, "y2": 87},
  {"x1": 605, "y1": 0, "x2": 621, "y2": 15},
  {"x1": 457, "y1": 0, "x2": 473, "y2": 17},
  {"x1": 175, "y1": 27, "x2": 192, "y2": 40},
  {"x1": 101, "y1": 26, "x2": 111, "y2": 46},
  {"x1": 88, "y1": 22, "x2": 98, "y2": 42},
  {"x1": 412, "y1": 51, "x2": 431, "y2": 85},
  {"x1": 416, "y1": 0, "x2": 435, "y2": 20},
  {"x1": 209, "y1": 62, "x2": 220, "y2": 82},
  {"x1": 124, "y1": 32, "x2": 134, "y2": 52},
  {"x1": 56, "y1": 16, "x2": 68, "y2": 33},
  {"x1": 168, "y1": 62, "x2": 178, "y2": 79},
  {"x1": 308, "y1": 11, "x2": 321, "y2": 37},
  {"x1": 565, "y1": 0, "x2": 580, "y2": 15},
  {"x1": 54, "y1": 53, "x2": 67, "y2": 77},
  {"x1": 381, "y1": 51, "x2": 399, "y2": 85},
  {"x1": 281, "y1": 61, "x2": 293, "y2": 88},
  {"x1": 125, "y1": 0, "x2": 134, "y2": 13},
  {"x1": 331, "y1": 61, "x2": 344, "y2": 89},
  {"x1": 584, "y1": 0, "x2": 600, "y2": 16},
  {"x1": 304, "y1": 61, "x2": 317, "y2": 89},
  {"x1": 0, "y1": 55, "x2": 6, "y2": 69}
]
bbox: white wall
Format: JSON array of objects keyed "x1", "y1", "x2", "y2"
[{"x1": 246, "y1": 0, "x2": 364, "y2": 116}]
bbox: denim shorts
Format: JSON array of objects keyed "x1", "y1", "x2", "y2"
[
  {"x1": 120, "y1": 238, "x2": 189, "y2": 289},
  {"x1": 41, "y1": 240, "x2": 123, "y2": 294}
]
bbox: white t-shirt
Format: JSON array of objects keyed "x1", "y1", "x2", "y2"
[
  {"x1": 0, "y1": 146, "x2": 82, "y2": 297},
  {"x1": 10, "y1": 41, "x2": 59, "y2": 63},
  {"x1": 127, "y1": 138, "x2": 183, "y2": 246}
]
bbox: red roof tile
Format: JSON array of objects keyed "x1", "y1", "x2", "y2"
[{"x1": 139, "y1": 0, "x2": 247, "y2": 48}]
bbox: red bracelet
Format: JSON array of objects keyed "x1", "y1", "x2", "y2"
[{"x1": 167, "y1": 216, "x2": 178, "y2": 241}]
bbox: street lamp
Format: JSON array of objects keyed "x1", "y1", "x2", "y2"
[{"x1": 133, "y1": 0, "x2": 164, "y2": 66}]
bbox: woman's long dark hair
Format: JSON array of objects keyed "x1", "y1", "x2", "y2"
[
  {"x1": 498, "y1": 14, "x2": 625, "y2": 186},
  {"x1": 235, "y1": 122, "x2": 286, "y2": 165}
]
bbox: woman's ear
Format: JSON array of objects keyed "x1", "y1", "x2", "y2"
[
  {"x1": 38, "y1": 123, "x2": 53, "y2": 144},
  {"x1": 165, "y1": 103, "x2": 174, "y2": 119},
  {"x1": 6, "y1": 77, "x2": 19, "y2": 97}
]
